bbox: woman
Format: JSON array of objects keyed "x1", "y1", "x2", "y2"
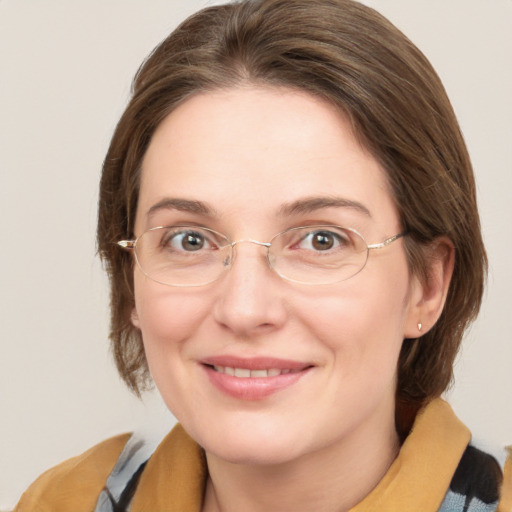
[{"x1": 14, "y1": 0, "x2": 511, "y2": 510}]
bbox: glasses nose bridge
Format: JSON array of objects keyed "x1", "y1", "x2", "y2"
[
  {"x1": 228, "y1": 238, "x2": 272, "y2": 269},
  {"x1": 231, "y1": 238, "x2": 271, "y2": 249}
]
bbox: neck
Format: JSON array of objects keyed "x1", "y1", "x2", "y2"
[{"x1": 202, "y1": 416, "x2": 399, "y2": 512}]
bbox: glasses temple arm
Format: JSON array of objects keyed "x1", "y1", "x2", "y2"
[
  {"x1": 367, "y1": 232, "x2": 407, "y2": 250},
  {"x1": 117, "y1": 240, "x2": 136, "y2": 250}
]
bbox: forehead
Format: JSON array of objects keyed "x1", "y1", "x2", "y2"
[{"x1": 137, "y1": 87, "x2": 397, "y2": 232}]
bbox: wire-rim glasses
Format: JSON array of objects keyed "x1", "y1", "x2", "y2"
[{"x1": 118, "y1": 225, "x2": 406, "y2": 287}]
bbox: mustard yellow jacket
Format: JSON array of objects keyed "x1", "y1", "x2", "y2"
[{"x1": 14, "y1": 399, "x2": 512, "y2": 511}]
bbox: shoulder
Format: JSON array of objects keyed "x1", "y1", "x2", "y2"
[{"x1": 14, "y1": 433, "x2": 131, "y2": 512}]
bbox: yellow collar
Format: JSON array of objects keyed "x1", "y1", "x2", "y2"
[
  {"x1": 349, "y1": 398, "x2": 470, "y2": 511},
  {"x1": 131, "y1": 398, "x2": 470, "y2": 511}
]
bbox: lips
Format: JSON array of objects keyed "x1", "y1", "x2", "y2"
[{"x1": 201, "y1": 356, "x2": 313, "y2": 400}]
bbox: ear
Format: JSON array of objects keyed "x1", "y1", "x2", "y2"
[
  {"x1": 404, "y1": 237, "x2": 455, "y2": 338},
  {"x1": 131, "y1": 307, "x2": 141, "y2": 329}
]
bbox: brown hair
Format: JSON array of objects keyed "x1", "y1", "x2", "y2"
[{"x1": 97, "y1": 0, "x2": 486, "y2": 431}]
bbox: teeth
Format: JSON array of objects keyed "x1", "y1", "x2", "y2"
[
  {"x1": 250, "y1": 370, "x2": 268, "y2": 378},
  {"x1": 212, "y1": 366, "x2": 292, "y2": 378},
  {"x1": 234, "y1": 368, "x2": 251, "y2": 378}
]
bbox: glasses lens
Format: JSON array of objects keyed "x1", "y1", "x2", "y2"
[
  {"x1": 269, "y1": 226, "x2": 368, "y2": 284},
  {"x1": 135, "y1": 226, "x2": 231, "y2": 286}
]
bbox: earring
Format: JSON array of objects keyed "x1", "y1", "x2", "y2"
[{"x1": 417, "y1": 322, "x2": 423, "y2": 332}]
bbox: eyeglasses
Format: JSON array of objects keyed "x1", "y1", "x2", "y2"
[{"x1": 118, "y1": 225, "x2": 406, "y2": 287}]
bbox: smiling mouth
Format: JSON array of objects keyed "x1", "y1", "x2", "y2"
[
  {"x1": 201, "y1": 357, "x2": 314, "y2": 399},
  {"x1": 210, "y1": 366, "x2": 302, "y2": 378}
]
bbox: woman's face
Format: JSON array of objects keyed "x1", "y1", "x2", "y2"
[{"x1": 132, "y1": 87, "x2": 423, "y2": 465}]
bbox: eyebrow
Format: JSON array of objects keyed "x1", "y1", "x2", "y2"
[
  {"x1": 146, "y1": 195, "x2": 371, "y2": 221},
  {"x1": 278, "y1": 196, "x2": 372, "y2": 218},
  {"x1": 147, "y1": 198, "x2": 216, "y2": 218}
]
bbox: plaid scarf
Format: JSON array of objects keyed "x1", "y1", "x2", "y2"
[
  {"x1": 98, "y1": 442, "x2": 503, "y2": 512},
  {"x1": 95, "y1": 403, "x2": 505, "y2": 512}
]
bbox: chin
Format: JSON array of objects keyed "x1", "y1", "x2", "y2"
[
  {"x1": 209, "y1": 440, "x2": 302, "y2": 466},
  {"x1": 197, "y1": 421, "x2": 307, "y2": 466}
]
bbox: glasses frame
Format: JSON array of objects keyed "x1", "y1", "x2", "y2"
[{"x1": 118, "y1": 225, "x2": 406, "y2": 287}]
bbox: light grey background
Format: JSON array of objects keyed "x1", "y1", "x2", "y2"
[{"x1": 1, "y1": 0, "x2": 511, "y2": 508}]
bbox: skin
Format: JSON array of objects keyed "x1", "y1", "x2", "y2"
[{"x1": 131, "y1": 87, "x2": 452, "y2": 512}]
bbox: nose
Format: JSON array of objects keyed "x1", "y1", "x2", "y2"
[{"x1": 213, "y1": 241, "x2": 288, "y2": 337}]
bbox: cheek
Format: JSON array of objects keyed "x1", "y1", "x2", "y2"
[
  {"x1": 299, "y1": 271, "x2": 411, "y2": 373},
  {"x1": 133, "y1": 277, "x2": 210, "y2": 351}
]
